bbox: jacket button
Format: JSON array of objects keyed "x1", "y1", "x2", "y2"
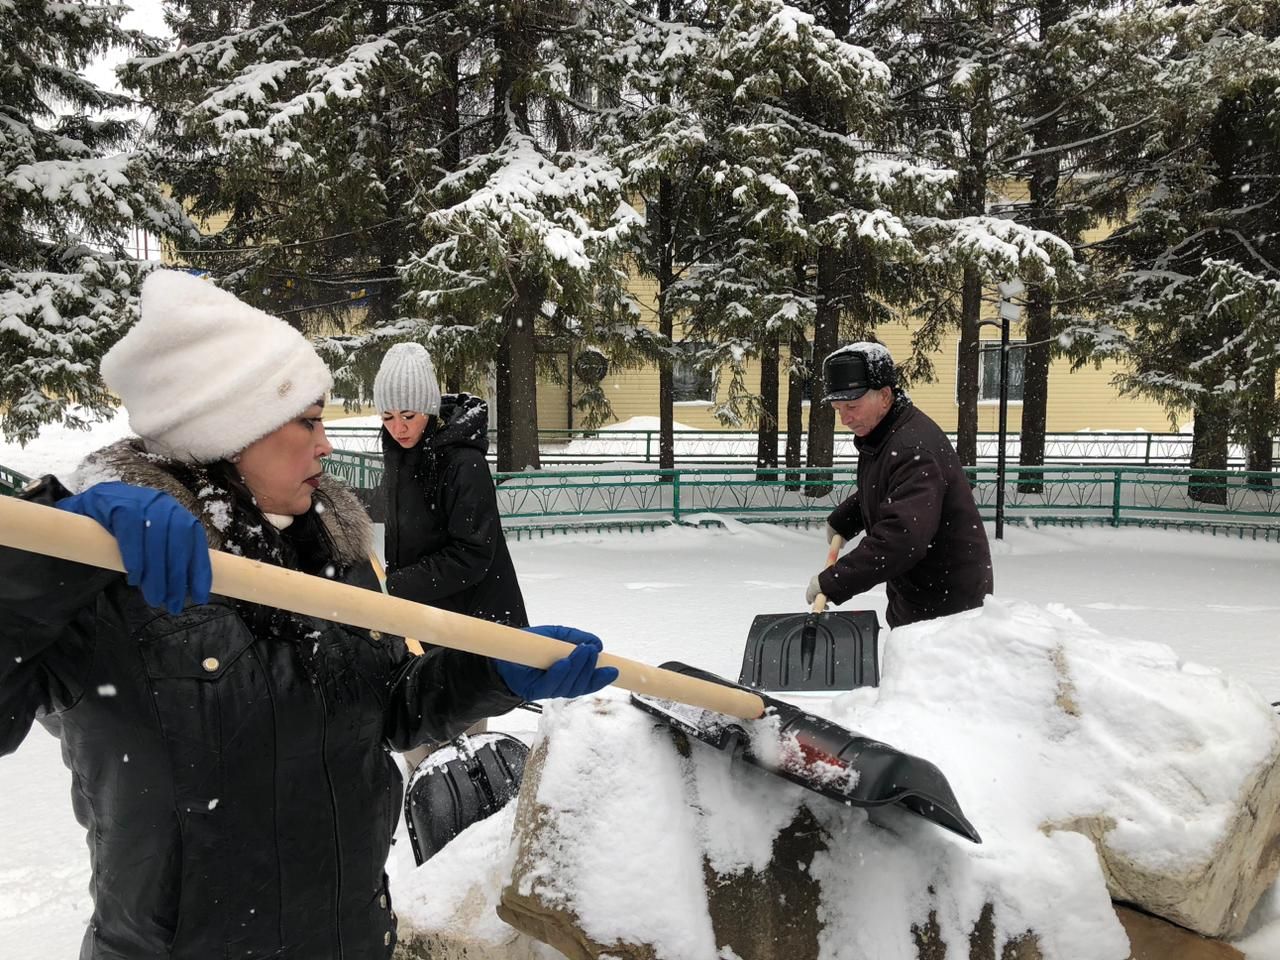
[
  {"x1": 201, "y1": 657, "x2": 220, "y2": 672},
  {"x1": 369, "y1": 630, "x2": 383, "y2": 641},
  {"x1": 384, "y1": 932, "x2": 391, "y2": 946},
  {"x1": 380, "y1": 894, "x2": 387, "y2": 909}
]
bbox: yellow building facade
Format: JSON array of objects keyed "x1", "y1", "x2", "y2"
[
  {"x1": 535, "y1": 269, "x2": 1176, "y2": 435},
  {"x1": 180, "y1": 201, "x2": 1176, "y2": 435}
]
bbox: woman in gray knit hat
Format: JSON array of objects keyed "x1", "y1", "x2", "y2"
[{"x1": 374, "y1": 342, "x2": 528, "y2": 630}]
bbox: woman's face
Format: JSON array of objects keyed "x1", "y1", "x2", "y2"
[
  {"x1": 236, "y1": 403, "x2": 333, "y2": 515},
  {"x1": 382, "y1": 410, "x2": 429, "y2": 449}
]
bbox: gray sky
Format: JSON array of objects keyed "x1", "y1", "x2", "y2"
[{"x1": 83, "y1": 0, "x2": 172, "y2": 98}]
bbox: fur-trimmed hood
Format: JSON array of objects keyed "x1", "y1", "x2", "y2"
[{"x1": 72, "y1": 438, "x2": 373, "y2": 566}]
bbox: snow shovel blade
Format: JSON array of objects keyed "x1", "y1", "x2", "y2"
[
  {"x1": 631, "y1": 662, "x2": 980, "y2": 844},
  {"x1": 403, "y1": 732, "x2": 529, "y2": 865},
  {"x1": 739, "y1": 610, "x2": 880, "y2": 691}
]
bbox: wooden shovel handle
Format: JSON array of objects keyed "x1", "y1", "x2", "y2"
[
  {"x1": 811, "y1": 533, "x2": 846, "y2": 615},
  {"x1": 0, "y1": 496, "x2": 766, "y2": 721},
  {"x1": 366, "y1": 553, "x2": 425, "y2": 657}
]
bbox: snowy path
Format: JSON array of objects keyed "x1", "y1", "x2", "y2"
[{"x1": 2, "y1": 523, "x2": 1278, "y2": 958}]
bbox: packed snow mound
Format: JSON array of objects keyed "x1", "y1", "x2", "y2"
[
  {"x1": 849, "y1": 600, "x2": 1279, "y2": 875},
  {"x1": 476, "y1": 598, "x2": 1279, "y2": 960}
]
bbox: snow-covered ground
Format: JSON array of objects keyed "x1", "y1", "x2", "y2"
[{"x1": 2, "y1": 419, "x2": 1279, "y2": 958}]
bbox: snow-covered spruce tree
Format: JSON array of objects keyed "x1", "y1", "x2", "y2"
[
  {"x1": 1068, "y1": 0, "x2": 1280, "y2": 499},
  {"x1": 667, "y1": 0, "x2": 916, "y2": 483},
  {"x1": 575, "y1": 0, "x2": 717, "y2": 472},
  {"x1": 859, "y1": 0, "x2": 1077, "y2": 465},
  {"x1": 988, "y1": 0, "x2": 1168, "y2": 483},
  {"x1": 703, "y1": 0, "x2": 1073, "y2": 481},
  {"x1": 121, "y1": 1, "x2": 447, "y2": 335},
  {"x1": 0, "y1": 1, "x2": 189, "y2": 443},
  {"x1": 397, "y1": 0, "x2": 640, "y2": 470}
]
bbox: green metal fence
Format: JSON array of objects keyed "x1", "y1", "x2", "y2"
[
  {"x1": 964, "y1": 465, "x2": 1280, "y2": 532},
  {"x1": 0, "y1": 463, "x2": 30, "y2": 497},
  {"x1": 325, "y1": 451, "x2": 1280, "y2": 537},
  {"x1": 7, "y1": 452, "x2": 1279, "y2": 540},
  {"x1": 324, "y1": 425, "x2": 1279, "y2": 467}
]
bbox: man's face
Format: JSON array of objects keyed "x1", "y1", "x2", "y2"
[{"x1": 831, "y1": 387, "x2": 893, "y2": 437}]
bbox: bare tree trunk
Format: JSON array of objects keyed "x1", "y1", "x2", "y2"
[
  {"x1": 1018, "y1": 283, "x2": 1053, "y2": 491},
  {"x1": 1188, "y1": 397, "x2": 1230, "y2": 505},
  {"x1": 956, "y1": 265, "x2": 983, "y2": 467},
  {"x1": 657, "y1": 175, "x2": 675, "y2": 477},
  {"x1": 1016, "y1": 0, "x2": 1065, "y2": 493},
  {"x1": 1244, "y1": 366, "x2": 1276, "y2": 488},
  {"x1": 785, "y1": 327, "x2": 807, "y2": 489},
  {"x1": 954, "y1": 0, "x2": 993, "y2": 469},
  {"x1": 756, "y1": 331, "x2": 780, "y2": 477},
  {"x1": 655, "y1": 0, "x2": 675, "y2": 478},
  {"x1": 805, "y1": 247, "x2": 839, "y2": 497},
  {"x1": 496, "y1": 280, "x2": 542, "y2": 472}
]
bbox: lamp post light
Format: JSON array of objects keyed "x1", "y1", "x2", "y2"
[{"x1": 979, "y1": 278, "x2": 1025, "y2": 540}]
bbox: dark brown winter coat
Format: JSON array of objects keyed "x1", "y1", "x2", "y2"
[
  {"x1": 819, "y1": 398, "x2": 993, "y2": 628},
  {"x1": 0, "y1": 440, "x2": 520, "y2": 960}
]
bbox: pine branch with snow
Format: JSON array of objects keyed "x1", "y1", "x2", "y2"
[{"x1": 0, "y1": 0, "x2": 192, "y2": 443}]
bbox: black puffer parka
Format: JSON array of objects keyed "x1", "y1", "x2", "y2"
[
  {"x1": 382, "y1": 394, "x2": 527, "y2": 627},
  {"x1": 0, "y1": 440, "x2": 520, "y2": 960},
  {"x1": 819, "y1": 398, "x2": 993, "y2": 628}
]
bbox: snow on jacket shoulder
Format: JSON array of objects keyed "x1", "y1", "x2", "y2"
[
  {"x1": 820, "y1": 402, "x2": 993, "y2": 628},
  {"x1": 0, "y1": 439, "x2": 520, "y2": 960}
]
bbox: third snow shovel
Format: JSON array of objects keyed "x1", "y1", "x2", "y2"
[
  {"x1": 0, "y1": 495, "x2": 978, "y2": 844},
  {"x1": 403, "y1": 730, "x2": 531, "y2": 865},
  {"x1": 739, "y1": 534, "x2": 880, "y2": 692}
]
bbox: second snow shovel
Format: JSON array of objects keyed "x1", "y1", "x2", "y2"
[
  {"x1": 0, "y1": 495, "x2": 978, "y2": 844},
  {"x1": 739, "y1": 534, "x2": 880, "y2": 692}
]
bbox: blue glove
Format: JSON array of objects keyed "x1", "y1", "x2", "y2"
[
  {"x1": 497, "y1": 625, "x2": 619, "y2": 700},
  {"x1": 56, "y1": 482, "x2": 212, "y2": 615}
]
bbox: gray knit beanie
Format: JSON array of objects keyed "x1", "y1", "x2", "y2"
[{"x1": 374, "y1": 342, "x2": 441, "y2": 415}]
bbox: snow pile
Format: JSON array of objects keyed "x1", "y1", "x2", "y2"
[
  {"x1": 391, "y1": 804, "x2": 530, "y2": 946},
  {"x1": 414, "y1": 598, "x2": 1279, "y2": 960}
]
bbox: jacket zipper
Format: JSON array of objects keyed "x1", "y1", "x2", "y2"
[{"x1": 315, "y1": 681, "x2": 345, "y2": 960}]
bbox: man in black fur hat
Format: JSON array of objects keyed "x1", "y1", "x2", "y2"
[{"x1": 808, "y1": 343, "x2": 993, "y2": 628}]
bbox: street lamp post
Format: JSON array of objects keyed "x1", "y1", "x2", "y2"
[{"x1": 979, "y1": 278, "x2": 1025, "y2": 540}]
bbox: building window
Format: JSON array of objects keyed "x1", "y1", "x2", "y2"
[
  {"x1": 673, "y1": 342, "x2": 715, "y2": 402},
  {"x1": 976, "y1": 340, "x2": 1025, "y2": 402}
]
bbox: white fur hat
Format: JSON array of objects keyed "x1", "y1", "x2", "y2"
[
  {"x1": 101, "y1": 270, "x2": 333, "y2": 463},
  {"x1": 373, "y1": 342, "x2": 441, "y2": 416}
]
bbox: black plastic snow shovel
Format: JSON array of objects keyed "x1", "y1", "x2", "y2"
[
  {"x1": 404, "y1": 731, "x2": 531, "y2": 864},
  {"x1": 739, "y1": 535, "x2": 880, "y2": 691},
  {"x1": 1, "y1": 496, "x2": 979, "y2": 846},
  {"x1": 632, "y1": 663, "x2": 981, "y2": 843}
]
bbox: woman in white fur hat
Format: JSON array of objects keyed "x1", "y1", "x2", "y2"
[
  {"x1": 0, "y1": 270, "x2": 616, "y2": 960},
  {"x1": 374, "y1": 342, "x2": 527, "y2": 628}
]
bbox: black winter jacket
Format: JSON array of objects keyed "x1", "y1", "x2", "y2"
[
  {"x1": 819, "y1": 399, "x2": 993, "y2": 628},
  {"x1": 382, "y1": 394, "x2": 527, "y2": 627},
  {"x1": 0, "y1": 441, "x2": 521, "y2": 960}
]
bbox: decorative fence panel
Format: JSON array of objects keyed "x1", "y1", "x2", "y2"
[
  {"x1": 323, "y1": 426, "x2": 1277, "y2": 467},
  {"x1": 0, "y1": 463, "x2": 30, "y2": 497},
  {"x1": 321, "y1": 451, "x2": 1280, "y2": 536}
]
